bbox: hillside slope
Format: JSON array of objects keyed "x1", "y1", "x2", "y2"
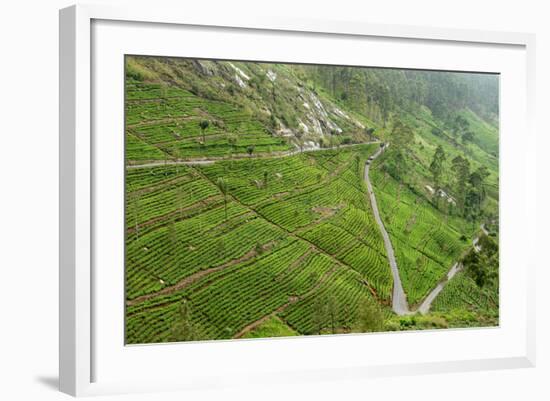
[
  {"x1": 124, "y1": 56, "x2": 499, "y2": 342},
  {"x1": 126, "y1": 56, "x2": 378, "y2": 163}
]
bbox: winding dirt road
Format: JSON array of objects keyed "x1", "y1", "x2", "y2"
[
  {"x1": 364, "y1": 144, "x2": 487, "y2": 315},
  {"x1": 416, "y1": 262, "x2": 462, "y2": 314},
  {"x1": 416, "y1": 224, "x2": 488, "y2": 313},
  {"x1": 126, "y1": 141, "x2": 380, "y2": 169},
  {"x1": 364, "y1": 145, "x2": 410, "y2": 315}
]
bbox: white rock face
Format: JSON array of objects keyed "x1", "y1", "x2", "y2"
[
  {"x1": 306, "y1": 114, "x2": 324, "y2": 135},
  {"x1": 309, "y1": 92, "x2": 328, "y2": 118},
  {"x1": 303, "y1": 140, "x2": 320, "y2": 150},
  {"x1": 228, "y1": 62, "x2": 250, "y2": 80},
  {"x1": 354, "y1": 120, "x2": 366, "y2": 129},
  {"x1": 332, "y1": 107, "x2": 349, "y2": 119},
  {"x1": 276, "y1": 122, "x2": 294, "y2": 137},
  {"x1": 235, "y1": 74, "x2": 247, "y2": 88},
  {"x1": 328, "y1": 121, "x2": 342, "y2": 134},
  {"x1": 302, "y1": 92, "x2": 344, "y2": 135},
  {"x1": 264, "y1": 76, "x2": 352, "y2": 142},
  {"x1": 266, "y1": 70, "x2": 277, "y2": 82}
]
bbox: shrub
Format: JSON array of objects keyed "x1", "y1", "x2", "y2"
[{"x1": 126, "y1": 58, "x2": 156, "y2": 81}]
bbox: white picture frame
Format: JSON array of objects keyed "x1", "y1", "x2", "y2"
[{"x1": 59, "y1": 4, "x2": 536, "y2": 397}]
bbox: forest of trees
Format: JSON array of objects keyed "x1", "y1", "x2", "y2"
[{"x1": 303, "y1": 65, "x2": 499, "y2": 127}]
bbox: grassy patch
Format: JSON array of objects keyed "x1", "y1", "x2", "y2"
[{"x1": 242, "y1": 316, "x2": 298, "y2": 339}]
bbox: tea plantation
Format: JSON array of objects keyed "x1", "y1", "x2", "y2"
[{"x1": 124, "y1": 56, "x2": 499, "y2": 343}]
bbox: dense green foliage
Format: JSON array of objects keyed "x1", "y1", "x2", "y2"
[
  {"x1": 303, "y1": 65, "x2": 498, "y2": 127},
  {"x1": 242, "y1": 316, "x2": 298, "y2": 339}
]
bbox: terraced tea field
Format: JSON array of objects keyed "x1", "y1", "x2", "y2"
[
  {"x1": 431, "y1": 270, "x2": 498, "y2": 314},
  {"x1": 126, "y1": 144, "x2": 398, "y2": 343},
  {"x1": 126, "y1": 81, "x2": 291, "y2": 162}
]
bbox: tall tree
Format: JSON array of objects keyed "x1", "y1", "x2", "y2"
[
  {"x1": 326, "y1": 296, "x2": 339, "y2": 334},
  {"x1": 462, "y1": 130, "x2": 474, "y2": 143},
  {"x1": 199, "y1": 119, "x2": 210, "y2": 143},
  {"x1": 329, "y1": 128, "x2": 337, "y2": 149},
  {"x1": 385, "y1": 120, "x2": 413, "y2": 180},
  {"x1": 353, "y1": 299, "x2": 384, "y2": 333},
  {"x1": 312, "y1": 297, "x2": 327, "y2": 335},
  {"x1": 464, "y1": 234, "x2": 499, "y2": 288},
  {"x1": 295, "y1": 127, "x2": 305, "y2": 153},
  {"x1": 390, "y1": 120, "x2": 413, "y2": 152},
  {"x1": 227, "y1": 134, "x2": 237, "y2": 155},
  {"x1": 465, "y1": 166, "x2": 490, "y2": 219},
  {"x1": 378, "y1": 84, "x2": 392, "y2": 127},
  {"x1": 429, "y1": 145, "x2": 446, "y2": 191},
  {"x1": 365, "y1": 127, "x2": 376, "y2": 142},
  {"x1": 348, "y1": 70, "x2": 367, "y2": 112},
  {"x1": 216, "y1": 177, "x2": 229, "y2": 221},
  {"x1": 451, "y1": 155, "x2": 471, "y2": 213},
  {"x1": 452, "y1": 115, "x2": 470, "y2": 138},
  {"x1": 170, "y1": 300, "x2": 203, "y2": 342}
]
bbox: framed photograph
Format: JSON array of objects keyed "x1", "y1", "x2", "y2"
[{"x1": 59, "y1": 4, "x2": 536, "y2": 396}]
